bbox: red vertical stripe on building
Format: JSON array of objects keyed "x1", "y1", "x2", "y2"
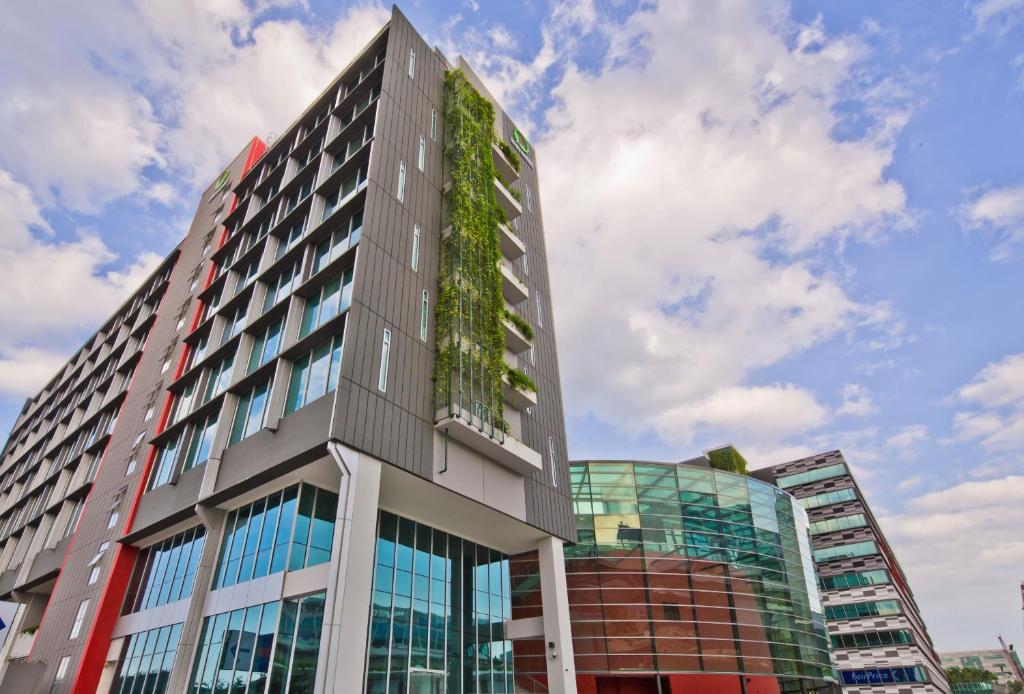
[{"x1": 70, "y1": 135, "x2": 267, "y2": 693}]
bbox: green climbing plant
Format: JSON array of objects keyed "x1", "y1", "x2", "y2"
[
  {"x1": 505, "y1": 366, "x2": 537, "y2": 393},
  {"x1": 498, "y1": 140, "x2": 521, "y2": 173},
  {"x1": 707, "y1": 445, "x2": 749, "y2": 475},
  {"x1": 503, "y1": 308, "x2": 534, "y2": 340},
  {"x1": 435, "y1": 70, "x2": 508, "y2": 436}
]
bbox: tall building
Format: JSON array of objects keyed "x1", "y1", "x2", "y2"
[
  {"x1": 512, "y1": 450, "x2": 840, "y2": 694},
  {"x1": 0, "y1": 7, "x2": 577, "y2": 692},
  {"x1": 753, "y1": 451, "x2": 951, "y2": 694},
  {"x1": 940, "y1": 644, "x2": 1024, "y2": 686}
]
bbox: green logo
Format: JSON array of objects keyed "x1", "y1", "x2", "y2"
[
  {"x1": 213, "y1": 169, "x2": 231, "y2": 192},
  {"x1": 512, "y1": 128, "x2": 531, "y2": 157}
]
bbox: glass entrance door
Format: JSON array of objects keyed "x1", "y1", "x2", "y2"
[{"x1": 408, "y1": 669, "x2": 445, "y2": 694}]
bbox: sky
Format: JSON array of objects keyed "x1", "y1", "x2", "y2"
[{"x1": 1, "y1": 0, "x2": 1023, "y2": 652}]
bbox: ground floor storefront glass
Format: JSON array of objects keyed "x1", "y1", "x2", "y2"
[
  {"x1": 365, "y1": 511, "x2": 514, "y2": 693},
  {"x1": 188, "y1": 591, "x2": 326, "y2": 693}
]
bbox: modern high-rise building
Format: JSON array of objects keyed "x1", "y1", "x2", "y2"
[
  {"x1": 753, "y1": 451, "x2": 951, "y2": 694},
  {"x1": 512, "y1": 450, "x2": 840, "y2": 694},
  {"x1": 0, "y1": 7, "x2": 578, "y2": 692}
]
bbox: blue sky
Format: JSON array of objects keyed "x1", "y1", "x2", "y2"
[{"x1": 2, "y1": 0, "x2": 1024, "y2": 651}]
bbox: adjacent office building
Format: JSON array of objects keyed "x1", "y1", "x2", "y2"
[
  {"x1": 512, "y1": 451, "x2": 840, "y2": 694},
  {"x1": 754, "y1": 452, "x2": 951, "y2": 694},
  {"x1": 0, "y1": 7, "x2": 578, "y2": 692},
  {"x1": 940, "y1": 645, "x2": 1024, "y2": 686}
]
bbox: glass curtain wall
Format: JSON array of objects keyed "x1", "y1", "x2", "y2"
[
  {"x1": 511, "y1": 461, "x2": 836, "y2": 690},
  {"x1": 365, "y1": 511, "x2": 513, "y2": 693},
  {"x1": 112, "y1": 623, "x2": 184, "y2": 694},
  {"x1": 188, "y1": 592, "x2": 326, "y2": 694}
]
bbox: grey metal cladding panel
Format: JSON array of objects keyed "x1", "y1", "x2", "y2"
[
  {"x1": 28, "y1": 141, "x2": 257, "y2": 678},
  {"x1": 127, "y1": 464, "x2": 204, "y2": 543},
  {"x1": 209, "y1": 394, "x2": 332, "y2": 505}
]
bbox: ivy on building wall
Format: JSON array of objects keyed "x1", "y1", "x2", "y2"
[{"x1": 435, "y1": 70, "x2": 509, "y2": 435}]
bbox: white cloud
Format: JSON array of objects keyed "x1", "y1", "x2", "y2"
[
  {"x1": 950, "y1": 353, "x2": 1024, "y2": 451},
  {"x1": 0, "y1": 1, "x2": 388, "y2": 398},
  {"x1": 836, "y1": 383, "x2": 877, "y2": 417},
  {"x1": 465, "y1": 0, "x2": 909, "y2": 452},
  {"x1": 973, "y1": 0, "x2": 1024, "y2": 30},
  {"x1": 959, "y1": 183, "x2": 1024, "y2": 260},
  {"x1": 0, "y1": 170, "x2": 162, "y2": 396},
  {"x1": 885, "y1": 424, "x2": 929, "y2": 456},
  {"x1": 879, "y1": 475, "x2": 1024, "y2": 649}
]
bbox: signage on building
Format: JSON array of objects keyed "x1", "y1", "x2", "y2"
[
  {"x1": 512, "y1": 128, "x2": 531, "y2": 157},
  {"x1": 213, "y1": 168, "x2": 231, "y2": 192}
]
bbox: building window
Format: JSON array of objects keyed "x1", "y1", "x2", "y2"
[
  {"x1": 202, "y1": 351, "x2": 236, "y2": 403},
  {"x1": 825, "y1": 599, "x2": 901, "y2": 621},
  {"x1": 149, "y1": 414, "x2": 219, "y2": 490},
  {"x1": 397, "y1": 161, "x2": 407, "y2": 202},
  {"x1": 799, "y1": 486, "x2": 856, "y2": 509},
  {"x1": 322, "y1": 165, "x2": 368, "y2": 221},
  {"x1": 55, "y1": 656, "x2": 70, "y2": 682},
  {"x1": 312, "y1": 210, "x2": 362, "y2": 276},
  {"x1": 247, "y1": 318, "x2": 285, "y2": 374},
  {"x1": 63, "y1": 498, "x2": 84, "y2": 539},
  {"x1": 189, "y1": 593, "x2": 325, "y2": 693},
  {"x1": 378, "y1": 329, "x2": 391, "y2": 392},
  {"x1": 420, "y1": 291, "x2": 429, "y2": 342},
  {"x1": 431, "y1": 109, "x2": 438, "y2": 140},
  {"x1": 411, "y1": 224, "x2": 421, "y2": 271},
  {"x1": 126, "y1": 458, "x2": 137, "y2": 475},
  {"x1": 776, "y1": 462, "x2": 847, "y2": 488},
  {"x1": 229, "y1": 379, "x2": 272, "y2": 445},
  {"x1": 276, "y1": 218, "x2": 307, "y2": 261},
  {"x1": 262, "y1": 260, "x2": 302, "y2": 313},
  {"x1": 212, "y1": 482, "x2": 338, "y2": 589},
  {"x1": 408, "y1": 49, "x2": 416, "y2": 78},
  {"x1": 535, "y1": 294, "x2": 544, "y2": 328},
  {"x1": 123, "y1": 527, "x2": 206, "y2": 614},
  {"x1": 299, "y1": 268, "x2": 354, "y2": 338},
  {"x1": 70, "y1": 599, "x2": 89, "y2": 638},
  {"x1": 548, "y1": 436, "x2": 557, "y2": 487},
  {"x1": 525, "y1": 185, "x2": 532, "y2": 211},
  {"x1": 417, "y1": 134, "x2": 426, "y2": 171},
  {"x1": 107, "y1": 510, "x2": 119, "y2": 529},
  {"x1": 366, "y1": 512, "x2": 513, "y2": 692},
  {"x1": 813, "y1": 539, "x2": 878, "y2": 563},
  {"x1": 284, "y1": 332, "x2": 344, "y2": 415},
  {"x1": 221, "y1": 302, "x2": 249, "y2": 345},
  {"x1": 112, "y1": 624, "x2": 183, "y2": 694},
  {"x1": 88, "y1": 565, "x2": 101, "y2": 585}
]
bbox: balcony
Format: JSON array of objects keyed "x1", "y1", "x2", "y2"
[
  {"x1": 494, "y1": 177, "x2": 522, "y2": 220},
  {"x1": 492, "y1": 142, "x2": 519, "y2": 184},
  {"x1": 502, "y1": 376, "x2": 538, "y2": 410},
  {"x1": 501, "y1": 263, "x2": 528, "y2": 305},
  {"x1": 502, "y1": 316, "x2": 531, "y2": 354},
  {"x1": 498, "y1": 222, "x2": 526, "y2": 260},
  {"x1": 435, "y1": 407, "x2": 542, "y2": 476}
]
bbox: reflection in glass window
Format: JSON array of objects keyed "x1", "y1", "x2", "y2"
[
  {"x1": 112, "y1": 623, "x2": 183, "y2": 694},
  {"x1": 312, "y1": 210, "x2": 362, "y2": 276},
  {"x1": 285, "y1": 332, "x2": 344, "y2": 415},
  {"x1": 262, "y1": 260, "x2": 302, "y2": 313},
  {"x1": 122, "y1": 526, "x2": 207, "y2": 614},
  {"x1": 229, "y1": 379, "x2": 272, "y2": 445},
  {"x1": 322, "y1": 165, "x2": 368, "y2": 221},
  {"x1": 189, "y1": 593, "x2": 325, "y2": 694},
  {"x1": 367, "y1": 512, "x2": 513, "y2": 693},
  {"x1": 300, "y1": 269, "x2": 354, "y2": 338},
  {"x1": 212, "y1": 483, "x2": 338, "y2": 589},
  {"x1": 247, "y1": 318, "x2": 284, "y2": 373}
]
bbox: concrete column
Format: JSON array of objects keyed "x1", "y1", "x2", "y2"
[
  {"x1": 315, "y1": 441, "x2": 382, "y2": 693},
  {"x1": 164, "y1": 505, "x2": 227, "y2": 693},
  {"x1": 537, "y1": 536, "x2": 576, "y2": 694}
]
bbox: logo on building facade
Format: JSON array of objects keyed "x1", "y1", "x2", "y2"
[
  {"x1": 512, "y1": 128, "x2": 531, "y2": 157},
  {"x1": 213, "y1": 169, "x2": 231, "y2": 192}
]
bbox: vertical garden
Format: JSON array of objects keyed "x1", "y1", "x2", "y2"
[{"x1": 434, "y1": 70, "x2": 508, "y2": 436}]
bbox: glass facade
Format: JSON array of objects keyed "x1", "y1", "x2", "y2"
[
  {"x1": 813, "y1": 540, "x2": 877, "y2": 563},
  {"x1": 513, "y1": 461, "x2": 836, "y2": 691},
  {"x1": 189, "y1": 592, "x2": 326, "y2": 693},
  {"x1": 366, "y1": 511, "x2": 513, "y2": 693},
  {"x1": 799, "y1": 487, "x2": 857, "y2": 510},
  {"x1": 841, "y1": 666, "x2": 929, "y2": 685},
  {"x1": 824, "y1": 599, "x2": 901, "y2": 620},
  {"x1": 831, "y1": 630, "x2": 914, "y2": 649},
  {"x1": 284, "y1": 332, "x2": 344, "y2": 415},
  {"x1": 213, "y1": 483, "x2": 337, "y2": 590},
  {"x1": 123, "y1": 526, "x2": 207, "y2": 614},
  {"x1": 776, "y1": 463, "x2": 847, "y2": 489},
  {"x1": 819, "y1": 569, "x2": 888, "y2": 591},
  {"x1": 113, "y1": 623, "x2": 183, "y2": 694}
]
